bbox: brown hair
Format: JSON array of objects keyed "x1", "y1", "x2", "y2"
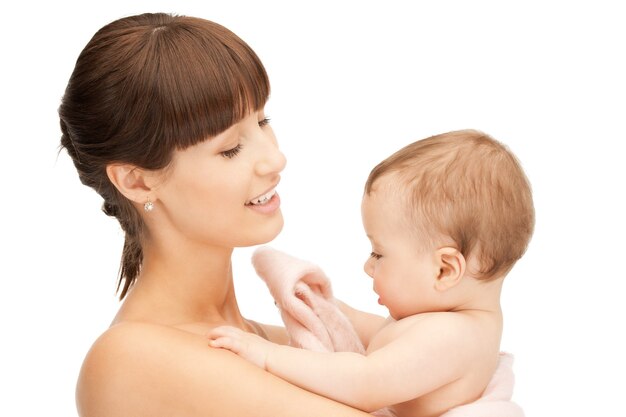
[
  {"x1": 58, "y1": 13, "x2": 270, "y2": 299},
  {"x1": 365, "y1": 130, "x2": 535, "y2": 280}
]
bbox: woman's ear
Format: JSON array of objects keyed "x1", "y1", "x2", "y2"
[
  {"x1": 434, "y1": 247, "x2": 466, "y2": 291},
  {"x1": 106, "y1": 163, "x2": 154, "y2": 204}
]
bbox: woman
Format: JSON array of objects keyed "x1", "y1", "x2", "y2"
[{"x1": 59, "y1": 12, "x2": 372, "y2": 417}]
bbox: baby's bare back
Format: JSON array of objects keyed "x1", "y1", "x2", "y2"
[{"x1": 366, "y1": 311, "x2": 502, "y2": 417}]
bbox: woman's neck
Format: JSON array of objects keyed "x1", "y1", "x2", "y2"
[{"x1": 112, "y1": 238, "x2": 247, "y2": 330}]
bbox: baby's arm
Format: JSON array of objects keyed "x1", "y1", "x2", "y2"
[
  {"x1": 208, "y1": 326, "x2": 278, "y2": 369},
  {"x1": 335, "y1": 300, "x2": 388, "y2": 348},
  {"x1": 208, "y1": 314, "x2": 472, "y2": 412}
]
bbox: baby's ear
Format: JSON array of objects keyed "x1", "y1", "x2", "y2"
[{"x1": 434, "y1": 247, "x2": 466, "y2": 291}]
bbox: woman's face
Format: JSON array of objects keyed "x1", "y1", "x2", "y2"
[{"x1": 152, "y1": 108, "x2": 286, "y2": 249}]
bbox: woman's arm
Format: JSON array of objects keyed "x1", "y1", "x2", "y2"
[{"x1": 76, "y1": 322, "x2": 373, "y2": 417}]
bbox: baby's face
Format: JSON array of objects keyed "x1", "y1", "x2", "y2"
[{"x1": 361, "y1": 184, "x2": 442, "y2": 320}]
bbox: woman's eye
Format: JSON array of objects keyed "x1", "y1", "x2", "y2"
[
  {"x1": 258, "y1": 117, "x2": 271, "y2": 127},
  {"x1": 370, "y1": 252, "x2": 382, "y2": 260},
  {"x1": 221, "y1": 144, "x2": 243, "y2": 159}
]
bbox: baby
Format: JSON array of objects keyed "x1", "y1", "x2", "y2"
[{"x1": 209, "y1": 130, "x2": 534, "y2": 417}]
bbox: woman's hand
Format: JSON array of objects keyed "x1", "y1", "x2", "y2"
[{"x1": 208, "y1": 325, "x2": 276, "y2": 370}]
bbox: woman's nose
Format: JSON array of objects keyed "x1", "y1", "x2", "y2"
[{"x1": 255, "y1": 134, "x2": 287, "y2": 177}]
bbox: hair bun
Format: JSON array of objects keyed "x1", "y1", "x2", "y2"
[{"x1": 102, "y1": 201, "x2": 119, "y2": 217}]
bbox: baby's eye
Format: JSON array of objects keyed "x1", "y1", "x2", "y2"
[
  {"x1": 370, "y1": 252, "x2": 382, "y2": 260},
  {"x1": 258, "y1": 117, "x2": 271, "y2": 127},
  {"x1": 221, "y1": 144, "x2": 243, "y2": 159}
]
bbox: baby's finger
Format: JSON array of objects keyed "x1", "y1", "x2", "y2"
[
  {"x1": 207, "y1": 325, "x2": 244, "y2": 339},
  {"x1": 209, "y1": 336, "x2": 243, "y2": 353}
]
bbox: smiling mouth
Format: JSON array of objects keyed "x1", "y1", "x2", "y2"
[{"x1": 245, "y1": 188, "x2": 277, "y2": 206}]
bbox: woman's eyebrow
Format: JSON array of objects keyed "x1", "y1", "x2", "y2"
[{"x1": 208, "y1": 124, "x2": 239, "y2": 147}]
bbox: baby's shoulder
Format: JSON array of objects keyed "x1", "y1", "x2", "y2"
[
  {"x1": 371, "y1": 311, "x2": 497, "y2": 351},
  {"x1": 384, "y1": 311, "x2": 470, "y2": 332}
]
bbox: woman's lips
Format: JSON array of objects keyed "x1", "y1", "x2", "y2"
[
  {"x1": 246, "y1": 187, "x2": 277, "y2": 206},
  {"x1": 246, "y1": 192, "x2": 280, "y2": 214}
]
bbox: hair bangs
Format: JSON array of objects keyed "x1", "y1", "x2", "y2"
[{"x1": 149, "y1": 17, "x2": 270, "y2": 152}]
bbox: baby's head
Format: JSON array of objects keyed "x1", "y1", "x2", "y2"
[{"x1": 362, "y1": 130, "x2": 534, "y2": 317}]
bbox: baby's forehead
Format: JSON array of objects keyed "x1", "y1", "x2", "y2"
[
  {"x1": 365, "y1": 172, "x2": 406, "y2": 197},
  {"x1": 364, "y1": 174, "x2": 449, "y2": 238},
  {"x1": 362, "y1": 178, "x2": 413, "y2": 225}
]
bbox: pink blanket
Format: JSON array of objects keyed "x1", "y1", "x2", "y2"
[{"x1": 252, "y1": 246, "x2": 524, "y2": 417}]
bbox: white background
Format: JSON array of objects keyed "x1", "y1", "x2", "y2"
[{"x1": 1, "y1": 1, "x2": 624, "y2": 416}]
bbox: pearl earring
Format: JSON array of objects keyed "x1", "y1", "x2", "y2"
[{"x1": 144, "y1": 198, "x2": 154, "y2": 212}]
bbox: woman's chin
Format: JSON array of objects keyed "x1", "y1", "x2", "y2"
[
  {"x1": 262, "y1": 214, "x2": 285, "y2": 242},
  {"x1": 241, "y1": 212, "x2": 284, "y2": 247}
]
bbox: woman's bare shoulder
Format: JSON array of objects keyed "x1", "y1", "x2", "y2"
[
  {"x1": 76, "y1": 322, "x2": 203, "y2": 417},
  {"x1": 76, "y1": 321, "x2": 371, "y2": 417}
]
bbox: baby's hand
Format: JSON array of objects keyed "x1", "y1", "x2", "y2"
[{"x1": 208, "y1": 325, "x2": 275, "y2": 370}]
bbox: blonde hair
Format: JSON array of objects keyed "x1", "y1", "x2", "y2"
[{"x1": 365, "y1": 130, "x2": 535, "y2": 280}]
